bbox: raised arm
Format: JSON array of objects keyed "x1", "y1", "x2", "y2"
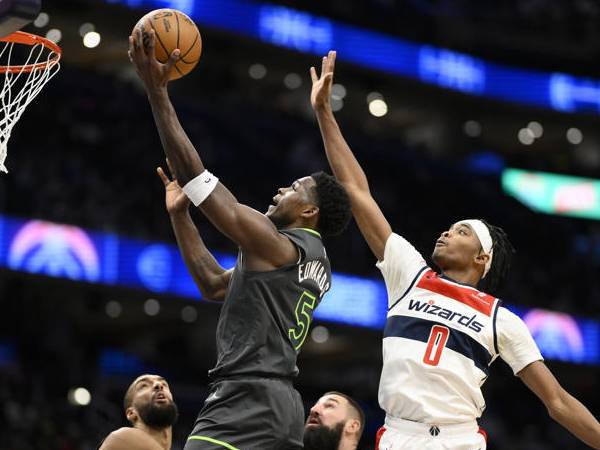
[
  {"x1": 129, "y1": 29, "x2": 296, "y2": 268},
  {"x1": 157, "y1": 164, "x2": 231, "y2": 301},
  {"x1": 519, "y1": 361, "x2": 600, "y2": 449},
  {"x1": 311, "y1": 51, "x2": 392, "y2": 260}
]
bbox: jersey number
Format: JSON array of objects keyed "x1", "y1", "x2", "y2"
[
  {"x1": 289, "y1": 291, "x2": 317, "y2": 351},
  {"x1": 423, "y1": 325, "x2": 450, "y2": 366}
]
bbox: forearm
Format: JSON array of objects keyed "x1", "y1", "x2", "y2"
[
  {"x1": 147, "y1": 88, "x2": 243, "y2": 233},
  {"x1": 170, "y1": 210, "x2": 229, "y2": 300},
  {"x1": 146, "y1": 87, "x2": 205, "y2": 185},
  {"x1": 550, "y1": 391, "x2": 600, "y2": 449},
  {"x1": 314, "y1": 106, "x2": 370, "y2": 192},
  {"x1": 314, "y1": 106, "x2": 391, "y2": 259}
]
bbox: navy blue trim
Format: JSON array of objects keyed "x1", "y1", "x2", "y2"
[
  {"x1": 388, "y1": 266, "x2": 429, "y2": 311},
  {"x1": 384, "y1": 315, "x2": 492, "y2": 374},
  {"x1": 492, "y1": 299, "x2": 503, "y2": 355}
]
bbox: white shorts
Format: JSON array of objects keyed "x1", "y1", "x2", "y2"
[{"x1": 376, "y1": 416, "x2": 487, "y2": 450}]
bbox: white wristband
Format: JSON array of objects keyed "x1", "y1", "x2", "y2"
[{"x1": 182, "y1": 170, "x2": 219, "y2": 206}]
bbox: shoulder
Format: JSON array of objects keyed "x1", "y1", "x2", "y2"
[
  {"x1": 377, "y1": 232, "x2": 425, "y2": 269},
  {"x1": 496, "y1": 306, "x2": 525, "y2": 326},
  {"x1": 99, "y1": 428, "x2": 162, "y2": 450},
  {"x1": 280, "y1": 228, "x2": 324, "y2": 255},
  {"x1": 496, "y1": 306, "x2": 536, "y2": 343}
]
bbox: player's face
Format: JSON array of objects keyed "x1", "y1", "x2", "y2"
[
  {"x1": 128, "y1": 374, "x2": 178, "y2": 428},
  {"x1": 266, "y1": 176, "x2": 317, "y2": 228},
  {"x1": 304, "y1": 394, "x2": 348, "y2": 450},
  {"x1": 305, "y1": 394, "x2": 349, "y2": 430},
  {"x1": 432, "y1": 223, "x2": 482, "y2": 270}
]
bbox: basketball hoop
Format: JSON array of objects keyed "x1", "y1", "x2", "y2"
[{"x1": 0, "y1": 31, "x2": 61, "y2": 173}]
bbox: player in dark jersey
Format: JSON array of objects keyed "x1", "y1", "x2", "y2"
[
  {"x1": 131, "y1": 29, "x2": 352, "y2": 450},
  {"x1": 99, "y1": 374, "x2": 178, "y2": 450}
]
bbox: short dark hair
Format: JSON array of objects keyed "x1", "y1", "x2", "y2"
[
  {"x1": 324, "y1": 391, "x2": 365, "y2": 440},
  {"x1": 477, "y1": 219, "x2": 515, "y2": 296},
  {"x1": 123, "y1": 381, "x2": 136, "y2": 412},
  {"x1": 310, "y1": 171, "x2": 352, "y2": 237}
]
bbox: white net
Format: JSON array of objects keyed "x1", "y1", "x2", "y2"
[{"x1": 0, "y1": 33, "x2": 61, "y2": 173}]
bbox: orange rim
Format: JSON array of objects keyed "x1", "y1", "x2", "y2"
[{"x1": 0, "y1": 31, "x2": 62, "y2": 74}]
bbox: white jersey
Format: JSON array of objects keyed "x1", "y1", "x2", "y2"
[{"x1": 377, "y1": 233, "x2": 543, "y2": 424}]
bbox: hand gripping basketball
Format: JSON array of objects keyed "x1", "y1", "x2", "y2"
[
  {"x1": 130, "y1": 9, "x2": 202, "y2": 81},
  {"x1": 128, "y1": 28, "x2": 180, "y2": 90}
]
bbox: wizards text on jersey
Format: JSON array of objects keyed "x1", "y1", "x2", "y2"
[{"x1": 407, "y1": 299, "x2": 484, "y2": 332}]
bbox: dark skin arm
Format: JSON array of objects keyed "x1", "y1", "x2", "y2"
[
  {"x1": 311, "y1": 51, "x2": 392, "y2": 261},
  {"x1": 157, "y1": 162, "x2": 231, "y2": 301},
  {"x1": 129, "y1": 29, "x2": 297, "y2": 271},
  {"x1": 519, "y1": 360, "x2": 600, "y2": 449}
]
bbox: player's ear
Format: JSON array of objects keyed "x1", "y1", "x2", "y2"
[
  {"x1": 126, "y1": 406, "x2": 138, "y2": 425},
  {"x1": 300, "y1": 204, "x2": 319, "y2": 220},
  {"x1": 344, "y1": 418, "x2": 361, "y2": 436},
  {"x1": 474, "y1": 252, "x2": 490, "y2": 268}
]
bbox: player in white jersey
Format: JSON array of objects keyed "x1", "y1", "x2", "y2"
[{"x1": 310, "y1": 51, "x2": 600, "y2": 450}]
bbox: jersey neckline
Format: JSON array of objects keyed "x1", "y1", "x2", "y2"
[{"x1": 287, "y1": 227, "x2": 321, "y2": 238}]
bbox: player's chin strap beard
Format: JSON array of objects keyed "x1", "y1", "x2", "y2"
[{"x1": 456, "y1": 219, "x2": 494, "y2": 278}]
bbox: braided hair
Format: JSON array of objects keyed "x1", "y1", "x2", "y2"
[{"x1": 478, "y1": 219, "x2": 516, "y2": 296}]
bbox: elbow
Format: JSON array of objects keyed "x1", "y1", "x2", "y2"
[
  {"x1": 546, "y1": 393, "x2": 569, "y2": 422},
  {"x1": 197, "y1": 279, "x2": 227, "y2": 302},
  {"x1": 197, "y1": 285, "x2": 222, "y2": 302},
  {"x1": 201, "y1": 288, "x2": 225, "y2": 302}
]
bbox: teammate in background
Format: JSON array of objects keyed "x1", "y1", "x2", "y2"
[
  {"x1": 131, "y1": 29, "x2": 352, "y2": 450},
  {"x1": 99, "y1": 374, "x2": 178, "y2": 450},
  {"x1": 311, "y1": 51, "x2": 600, "y2": 450},
  {"x1": 304, "y1": 391, "x2": 365, "y2": 450}
]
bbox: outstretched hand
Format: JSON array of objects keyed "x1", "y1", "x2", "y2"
[
  {"x1": 310, "y1": 50, "x2": 336, "y2": 111},
  {"x1": 157, "y1": 159, "x2": 190, "y2": 215},
  {"x1": 128, "y1": 27, "x2": 180, "y2": 91}
]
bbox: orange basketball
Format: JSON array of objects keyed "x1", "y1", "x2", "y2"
[{"x1": 134, "y1": 9, "x2": 202, "y2": 80}]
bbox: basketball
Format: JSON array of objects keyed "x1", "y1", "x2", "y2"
[{"x1": 134, "y1": 9, "x2": 202, "y2": 80}]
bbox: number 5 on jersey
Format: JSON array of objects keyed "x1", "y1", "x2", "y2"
[
  {"x1": 289, "y1": 291, "x2": 317, "y2": 351},
  {"x1": 423, "y1": 325, "x2": 450, "y2": 366}
]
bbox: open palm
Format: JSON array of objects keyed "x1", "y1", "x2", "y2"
[
  {"x1": 157, "y1": 165, "x2": 189, "y2": 214},
  {"x1": 310, "y1": 50, "x2": 336, "y2": 110}
]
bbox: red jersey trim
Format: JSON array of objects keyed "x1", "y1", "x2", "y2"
[
  {"x1": 416, "y1": 270, "x2": 496, "y2": 316},
  {"x1": 478, "y1": 427, "x2": 488, "y2": 442},
  {"x1": 375, "y1": 426, "x2": 386, "y2": 450}
]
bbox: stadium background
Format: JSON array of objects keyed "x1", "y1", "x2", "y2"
[{"x1": 1, "y1": 0, "x2": 600, "y2": 448}]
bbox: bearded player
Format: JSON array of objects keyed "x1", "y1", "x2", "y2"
[
  {"x1": 311, "y1": 51, "x2": 600, "y2": 449},
  {"x1": 130, "y1": 30, "x2": 351, "y2": 449},
  {"x1": 304, "y1": 391, "x2": 365, "y2": 450},
  {"x1": 99, "y1": 374, "x2": 178, "y2": 450}
]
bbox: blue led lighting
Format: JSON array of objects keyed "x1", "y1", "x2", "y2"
[
  {"x1": 0, "y1": 341, "x2": 16, "y2": 367},
  {"x1": 0, "y1": 213, "x2": 598, "y2": 365},
  {"x1": 100, "y1": 348, "x2": 150, "y2": 375},
  {"x1": 108, "y1": 0, "x2": 600, "y2": 115}
]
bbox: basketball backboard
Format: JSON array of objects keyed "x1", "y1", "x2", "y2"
[{"x1": 0, "y1": 0, "x2": 41, "y2": 37}]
